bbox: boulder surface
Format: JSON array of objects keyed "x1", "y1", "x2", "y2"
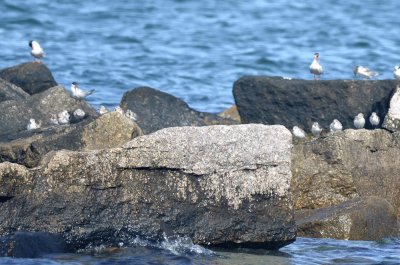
[{"x1": 0, "y1": 124, "x2": 295, "y2": 253}]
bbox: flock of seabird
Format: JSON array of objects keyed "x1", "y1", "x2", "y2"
[
  {"x1": 293, "y1": 52, "x2": 394, "y2": 139},
  {"x1": 26, "y1": 40, "x2": 136, "y2": 131}
]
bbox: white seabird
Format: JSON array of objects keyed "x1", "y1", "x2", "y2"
[
  {"x1": 330, "y1": 119, "x2": 343, "y2": 132},
  {"x1": 71, "y1": 82, "x2": 95, "y2": 99},
  {"x1": 354, "y1": 113, "x2": 365, "y2": 129},
  {"x1": 353, "y1": 66, "x2": 378, "y2": 79},
  {"x1": 99, "y1": 105, "x2": 109, "y2": 115},
  {"x1": 292, "y1": 126, "x2": 306, "y2": 139},
  {"x1": 309, "y1": 52, "x2": 323, "y2": 80},
  {"x1": 58, "y1": 110, "x2": 70, "y2": 124},
  {"x1": 125, "y1": 109, "x2": 137, "y2": 121},
  {"x1": 29, "y1": 40, "x2": 45, "y2": 62},
  {"x1": 311, "y1": 122, "x2": 323, "y2": 137},
  {"x1": 27, "y1": 118, "x2": 40, "y2": 130},
  {"x1": 73, "y1": 108, "x2": 86, "y2": 120},
  {"x1": 114, "y1": 106, "x2": 124, "y2": 115},
  {"x1": 49, "y1": 114, "x2": 59, "y2": 125},
  {"x1": 369, "y1": 112, "x2": 380, "y2": 127},
  {"x1": 394, "y1": 66, "x2": 400, "y2": 80}
]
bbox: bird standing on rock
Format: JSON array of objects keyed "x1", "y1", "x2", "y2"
[
  {"x1": 71, "y1": 82, "x2": 95, "y2": 99},
  {"x1": 27, "y1": 118, "x2": 40, "y2": 130},
  {"x1": 292, "y1": 126, "x2": 306, "y2": 139},
  {"x1": 369, "y1": 112, "x2": 380, "y2": 127},
  {"x1": 29, "y1": 40, "x2": 45, "y2": 62},
  {"x1": 330, "y1": 119, "x2": 343, "y2": 132},
  {"x1": 354, "y1": 113, "x2": 365, "y2": 129},
  {"x1": 394, "y1": 66, "x2": 400, "y2": 80},
  {"x1": 58, "y1": 110, "x2": 70, "y2": 124},
  {"x1": 311, "y1": 122, "x2": 323, "y2": 137},
  {"x1": 353, "y1": 66, "x2": 378, "y2": 79},
  {"x1": 309, "y1": 52, "x2": 323, "y2": 80}
]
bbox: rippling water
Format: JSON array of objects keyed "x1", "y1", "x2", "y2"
[
  {"x1": 2, "y1": 0, "x2": 400, "y2": 112},
  {"x1": 1, "y1": 0, "x2": 400, "y2": 263}
]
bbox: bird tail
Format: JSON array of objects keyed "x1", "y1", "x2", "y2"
[{"x1": 88, "y1": 89, "x2": 96, "y2": 96}]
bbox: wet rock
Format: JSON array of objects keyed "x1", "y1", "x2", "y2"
[
  {"x1": 120, "y1": 87, "x2": 238, "y2": 134},
  {"x1": 292, "y1": 129, "x2": 400, "y2": 239},
  {"x1": 0, "y1": 112, "x2": 142, "y2": 167},
  {"x1": 296, "y1": 197, "x2": 399, "y2": 240},
  {"x1": 0, "y1": 232, "x2": 68, "y2": 258},
  {"x1": 233, "y1": 76, "x2": 396, "y2": 131},
  {"x1": 383, "y1": 85, "x2": 400, "y2": 132},
  {"x1": 0, "y1": 62, "x2": 57, "y2": 95},
  {"x1": 0, "y1": 124, "x2": 295, "y2": 251}
]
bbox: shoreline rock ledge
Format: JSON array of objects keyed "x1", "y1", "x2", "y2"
[{"x1": 0, "y1": 124, "x2": 295, "y2": 255}]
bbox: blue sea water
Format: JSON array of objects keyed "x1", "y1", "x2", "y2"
[{"x1": 1, "y1": 0, "x2": 400, "y2": 264}]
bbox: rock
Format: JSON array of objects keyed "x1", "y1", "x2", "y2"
[
  {"x1": 292, "y1": 129, "x2": 400, "y2": 239},
  {"x1": 0, "y1": 112, "x2": 142, "y2": 167},
  {"x1": 233, "y1": 76, "x2": 396, "y2": 130},
  {"x1": 0, "y1": 78, "x2": 29, "y2": 102},
  {"x1": 0, "y1": 232, "x2": 68, "y2": 258},
  {"x1": 0, "y1": 62, "x2": 57, "y2": 95},
  {"x1": 120, "y1": 87, "x2": 238, "y2": 134},
  {"x1": 383, "y1": 85, "x2": 400, "y2": 132},
  {"x1": 218, "y1": 105, "x2": 241, "y2": 122},
  {"x1": 0, "y1": 86, "x2": 98, "y2": 138},
  {"x1": 296, "y1": 197, "x2": 399, "y2": 240},
  {"x1": 0, "y1": 124, "x2": 295, "y2": 251}
]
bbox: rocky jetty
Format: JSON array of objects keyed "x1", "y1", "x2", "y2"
[
  {"x1": 0, "y1": 125, "x2": 295, "y2": 255},
  {"x1": 233, "y1": 76, "x2": 395, "y2": 130},
  {"x1": 120, "y1": 87, "x2": 238, "y2": 134}
]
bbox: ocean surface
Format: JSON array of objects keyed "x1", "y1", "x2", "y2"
[{"x1": 1, "y1": 0, "x2": 400, "y2": 264}]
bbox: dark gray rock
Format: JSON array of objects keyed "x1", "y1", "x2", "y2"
[
  {"x1": 292, "y1": 129, "x2": 400, "y2": 239},
  {"x1": 0, "y1": 232, "x2": 68, "y2": 258},
  {"x1": 0, "y1": 78, "x2": 29, "y2": 102},
  {"x1": 233, "y1": 76, "x2": 396, "y2": 131},
  {"x1": 0, "y1": 62, "x2": 57, "y2": 95},
  {"x1": 120, "y1": 87, "x2": 238, "y2": 134},
  {"x1": 0, "y1": 125, "x2": 295, "y2": 252},
  {"x1": 0, "y1": 86, "x2": 98, "y2": 138}
]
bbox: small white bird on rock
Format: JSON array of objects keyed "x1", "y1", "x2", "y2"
[
  {"x1": 73, "y1": 108, "x2": 86, "y2": 120},
  {"x1": 71, "y1": 82, "x2": 95, "y2": 99},
  {"x1": 330, "y1": 119, "x2": 343, "y2": 132},
  {"x1": 309, "y1": 52, "x2": 323, "y2": 80},
  {"x1": 114, "y1": 106, "x2": 124, "y2": 115},
  {"x1": 27, "y1": 118, "x2": 40, "y2": 130},
  {"x1": 354, "y1": 113, "x2": 365, "y2": 129},
  {"x1": 29, "y1": 40, "x2": 45, "y2": 62},
  {"x1": 58, "y1": 110, "x2": 70, "y2": 124},
  {"x1": 394, "y1": 66, "x2": 400, "y2": 80},
  {"x1": 292, "y1": 126, "x2": 306, "y2": 139},
  {"x1": 353, "y1": 66, "x2": 378, "y2": 79},
  {"x1": 369, "y1": 112, "x2": 380, "y2": 127},
  {"x1": 125, "y1": 109, "x2": 137, "y2": 121},
  {"x1": 99, "y1": 105, "x2": 109, "y2": 115},
  {"x1": 311, "y1": 122, "x2": 323, "y2": 137}
]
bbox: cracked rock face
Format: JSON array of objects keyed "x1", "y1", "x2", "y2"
[{"x1": 0, "y1": 124, "x2": 295, "y2": 252}]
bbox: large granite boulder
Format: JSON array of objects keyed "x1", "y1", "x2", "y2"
[
  {"x1": 292, "y1": 129, "x2": 400, "y2": 239},
  {"x1": 0, "y1": 112, "x2": 142, "y2": 167},
  {"x1": 120, "y1": 87, "x2": 238, "y2": 134},
  {"x1": 0, "y1": 62, "x2": 57, "y2": 95},
  {"x1": 233, "y1": 76, "x2": 396, "y2": 131},
  {"x1": 0, "y1": 125, "x2": 295, "y2": 253}
]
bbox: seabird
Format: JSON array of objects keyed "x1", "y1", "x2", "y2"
[
  {"x1": 292, "y1": 126, "x2": 306, "y2": 139},
  {"x1": 27, "y1": 118, "x2": 39, "y2": 130},
  {"x1": 330, "y1": 119, "x2": 343, "y2": 132},
  {"x1": 309, "y1": 52, "x2": 323, "y2": 80},
  {"x1": 354, "y1": 113, "x2": 365, "y2": 129},
  {"x1": 29, "y1": 40, "x2": 45, "y2": 62},
  {"x1": 58, "y1": 110, "x2": 70, "y2": 124},
  {"x1": 99, "y1": 105, "x2": 109, "y2": 115},
  {"x1": 369, "y1": 112, "x2": 380, "y2": 127},
  {"x1": 353, "y1": 66, "x2": 378, "y2": 79},
  {"x1": 71, "y1": 82, "x2": 95, "y2": 99},
  {"x1": 311, "y1": 122, "x2": 323, "y2": 137},
  {"x1": 394, "y1": 66, "x2": 400, "y2": 80}
]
